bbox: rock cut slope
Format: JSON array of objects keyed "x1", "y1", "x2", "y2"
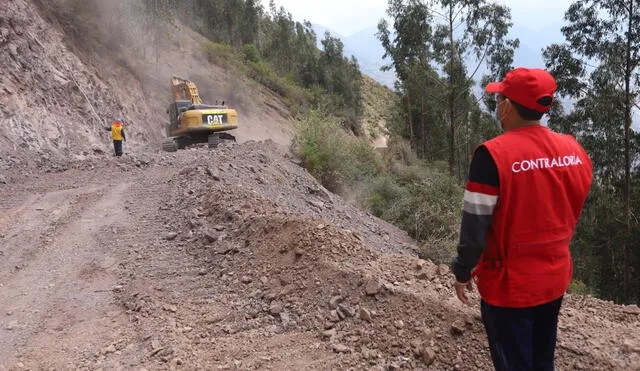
[
  {"x1": 0, "y1": 0, "x2": 295, "y2": 169},
  {"x1": 0, "y1": 0, "x2": 156, "y2": 158}
]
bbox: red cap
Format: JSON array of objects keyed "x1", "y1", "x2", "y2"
[{"x1": 485, "y1": 68, "x2": 557, "y2": 113}]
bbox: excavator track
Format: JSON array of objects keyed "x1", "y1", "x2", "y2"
[
  {"x1": 162, "y1": 138, "x2": 178, "y2": 152},
  {"x1": 208, "y1": 134, "x2": 221, "y2": 148}
]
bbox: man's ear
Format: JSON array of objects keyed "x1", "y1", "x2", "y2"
[{"x1": 503, "y1": 98, "x2": 513, "y2": 114}]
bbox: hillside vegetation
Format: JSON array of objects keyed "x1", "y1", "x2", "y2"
[{"x1": 373, "y1": 0, "x2": 640, "y2": 305}]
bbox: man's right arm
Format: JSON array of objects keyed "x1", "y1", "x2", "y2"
[{"x1": 451, "y1": 146, "x2": 499, "y2": 283}]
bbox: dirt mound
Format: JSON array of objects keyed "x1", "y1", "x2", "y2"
[
  {"x1": 108, "y1": 142, "x2": 639, "y2": 370},
  {"x1": 196, "y1": 187, "x2": 489, "y2": 370},
  {"x1": 1, "y1": 141, "x2": 639, "y2": 369}
]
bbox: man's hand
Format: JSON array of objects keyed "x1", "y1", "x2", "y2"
[{"x1": 454, "y1": 280, "x2": 474, "y2": 305}]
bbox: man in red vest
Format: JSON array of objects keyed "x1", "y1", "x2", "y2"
[{"x1": 451, "y1": 68, "x2": 593, "y2": 370}]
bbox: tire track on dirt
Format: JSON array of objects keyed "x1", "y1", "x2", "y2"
[{"x1": 0, "y1": 178, "x2": 134, "y2": 370}]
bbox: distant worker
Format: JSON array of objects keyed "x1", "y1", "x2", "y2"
[
  {"x1": 451, "y1": 68, "x2": 593, "y2": 370},
  {"x1": 105, "y1": 118, "x2": 127, "y2": 157}
]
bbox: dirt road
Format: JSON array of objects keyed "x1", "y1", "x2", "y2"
[
  {"x1": 1, "y1": 143, "x2": 639, "y2": 371},
  {"x1": 0, "y1": 161, "x2": 148, "y2": 369}
]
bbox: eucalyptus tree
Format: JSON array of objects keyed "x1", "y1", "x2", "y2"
[{"x1": 544, "y1": 0, "x2": 640, "y2": 302}]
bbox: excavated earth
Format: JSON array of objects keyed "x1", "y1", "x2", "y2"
[{"x1": 1, "y1": 142, "x2": 640, "y2": 371}]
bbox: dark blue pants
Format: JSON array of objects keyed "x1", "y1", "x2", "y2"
[
  {"x1": 113, "y1": 140, "x2": 123, "y2": 156},
  {"x1": 481, "y1": 297, "x2": 563, "y2": 371}
]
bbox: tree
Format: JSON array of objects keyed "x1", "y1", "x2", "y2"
[
  {"x1": 262, "y1": 2, "x2": 297, "y2": 74},
  {"x1": 377, "y1": 0, "x2": 517, "y2": 176},
  {"x1": 544, "y1": 0, "x2": 640, "y2": 303},
  {"x1": 239, "y1": 0, "x2": 261, "y2": 46},
  {"x1": 377, "y1": 0, "x2": 432, "y2": 150},
  {"x1": 431, "y1": 0, "x2": 518, "y2": 177},
  {"x1": 294, "y1": 21, "x2": 319, "y2": 87},
  {"x1": 318, "y1": 32, "x2": 364, "y2": 133}
]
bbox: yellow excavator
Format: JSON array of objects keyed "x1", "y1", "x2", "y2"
[{"x1": 162, "y1": 76, "x2": 238, "y2": 152}]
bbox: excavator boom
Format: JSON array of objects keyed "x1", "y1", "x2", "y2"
[{"x1": 170, "y1": 76, "x2": 203, "y2": 105}]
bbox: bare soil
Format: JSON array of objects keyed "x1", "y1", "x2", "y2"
[{"x1": 1, "y1": 142, "x2": 639, "y2": 371}]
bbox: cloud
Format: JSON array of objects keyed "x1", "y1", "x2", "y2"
[
  {"x1": 264, "y1": 0, "x2": 388, "y2": 36},
  {"x1": 263, "y1": 0, "x2": 575, "y2": 36}
]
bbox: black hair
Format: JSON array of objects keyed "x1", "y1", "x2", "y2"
[
  {"x1": 511, "y1": 100, "x2": 544, "y2": 121},
  {"x1": 502, "y1": 95, "x2": 553, "y2": 121}
]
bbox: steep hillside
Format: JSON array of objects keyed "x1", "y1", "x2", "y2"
[
  {"x1": 0, "y1": 0, "x2": 294, "y2": 166},
  {"x1": 0, "y1": 0, "x2": 156, "y2": 158},
  {"x1": 361, "y1": 75, "x2": 397, "y2": 149}
]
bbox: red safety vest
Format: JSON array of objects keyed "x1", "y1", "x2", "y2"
[{"x1": 474, "y1": 125, "x2": 593, "y2": 308}]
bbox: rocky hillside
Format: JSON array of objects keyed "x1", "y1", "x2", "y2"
[{"x1": 0, "y1": 0, "x2": 294, "y2": 165}]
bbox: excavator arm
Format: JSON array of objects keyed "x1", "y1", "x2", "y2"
[{"x1": 171, "y1": 75, "x2": 203, "y2": 105}]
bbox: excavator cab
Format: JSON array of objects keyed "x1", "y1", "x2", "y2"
[{"x1": 166, "y1": 100, "x2": 192, "y2": 134}]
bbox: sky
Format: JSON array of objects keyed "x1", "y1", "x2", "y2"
[
  {"x1": 262, "y1": 0, "x2": 575, "y2": 37},
  {"x1": 261, "y1": 0, "x2": 639, "y2": 129}
]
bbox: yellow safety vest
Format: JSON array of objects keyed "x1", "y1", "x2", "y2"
[{"x1": 111, "y1": 123, "x2": 123, "y2": 141}]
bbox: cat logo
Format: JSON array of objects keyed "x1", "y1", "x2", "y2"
[{"x1": 205, "y1": 114, "x2": 226, "y2": 126}]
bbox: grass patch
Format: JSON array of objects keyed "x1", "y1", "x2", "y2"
[
  {"x1": 292, "y1": 110, "x2": 382, "y2": 193},
  {"x1": 200, "y1": 42, "x2": 311, "y2": 114},
  {"x1": 202, "y1": 42, "x2": 236, "y2": 68}
]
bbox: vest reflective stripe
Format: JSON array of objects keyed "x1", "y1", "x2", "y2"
[
  {"x1": 111, "y1": 123, "x2": 123, "y2": 141},
  {"x1": 473, "y1": 125, "x2": 593, "y2": 308}
]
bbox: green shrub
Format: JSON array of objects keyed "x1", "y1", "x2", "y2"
[
  {"x1": 568, "y1": 280, "x2": 593, "y2": 296},
  {"x1": 293, "y1": 113, "x2": 464, "y2": 265},
  {"x1": 292, "y1": 110, "x2": 381, "y2": 193},
  {"x1": 202, "y1": 42, "x2": 235, "y2": 67},
  {"x1": 346, "y1": 139, "x2": 384, "y2": 180},
  {"x1": 361, "y1": 176, "x2": 407, "y2": 218},
  {"x1": 242, "y1": 44, "x2": 261, "y2": 63},
  {"x1": 361, "y1": 163, "x2": 463, "y2": 264},
  {"x1": 246, "y1": 61, "x2": 311, "y2": 113},
  {"x1": 384, "y1": 137, "x2": 418, "y2": 167}
]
